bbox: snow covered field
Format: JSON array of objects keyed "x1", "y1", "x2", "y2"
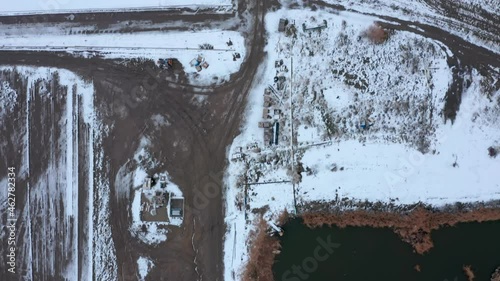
[
  {"x1": 0, "y1": 0, "x2": 232, "y2": 15},
  {"x1": 0, "y1": 31, "x2": 246, "y2": 85},
  {"x1": 0, "y1": 66, "x2": 108, "y2": 281},
  {"x1": 222, "y1": 7, "x2": 500, "y2": 281}
]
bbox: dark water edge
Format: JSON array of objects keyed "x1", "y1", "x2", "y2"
[{"x1": 273, "y1": 218, "x2": 500, "y2": 281}]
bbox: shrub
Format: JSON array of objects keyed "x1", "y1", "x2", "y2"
[
  {"x1": 488, "y1": 146, "x2": 498, "y2": 158},
  {"x1": 199, "y1": 43, "x2": 214, "y2": 50},
  {"x1": 363, "y1": 24, "x2": 389, "y2": 44}
]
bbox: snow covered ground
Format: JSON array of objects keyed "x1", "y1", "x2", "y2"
[
  {"x1": 137, "y1": 256, "x2": 155, "y2": 281},
  {"x1": 0, "y1": 31, "x2": 246, "y2": 85},
  {"x1": 0, "y1": 0, "x2": 232, "y2": 15},
  {"x1": 222, "y1": 7, "x2": 500, "y2": 281}
]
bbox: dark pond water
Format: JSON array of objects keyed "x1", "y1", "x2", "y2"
[{"x1": 273, "y1": 218, "x2": 500, "y2": 281}]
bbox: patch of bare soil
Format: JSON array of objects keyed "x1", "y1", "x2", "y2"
[{"x1": 301, "y1": 207, "x2": 500, "y2": 254}]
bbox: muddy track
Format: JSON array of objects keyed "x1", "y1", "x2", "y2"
[{"x1": 422, "y1": 0, "x2": 500, "y2": 44}]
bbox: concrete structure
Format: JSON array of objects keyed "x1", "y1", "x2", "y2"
[
  {"x1": 160, "y1": 176, "x2": 167, "y2": 189},
  {"x1": 278, "y1": 18, "x2": 287, "y2": 32},
  {"x1": 272, "y1": 122, "x2": 280, "y2": 145},
  {"x1": 169, "y1": 195, "x2": 185, "y2": 219},
  {"x1": 302, "y1": 20, "x2": 328, "y2": 32},
  {"x1": 263, "y1": 108, "x2": 271, "y2": 119},
  {"x1": 143, "y1": 177, "x2": 153, "y2": 190},
  {"x1": 258, "y1": 121, "x2": 272, "y2": 128}
]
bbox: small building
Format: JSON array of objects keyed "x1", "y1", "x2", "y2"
[
  {"x1": 272, "y1": 122, "x2": 280, "y2": 145},
  {"x1": 302, "y1": 20, "x2": 328, "y2": 32},
  {"x1": 278, "y1": 18, "x2": 288, "y2": 32},
  {"x1": 169, "y1": 196, "x2": 184, "y2": 218},
  {"x1": 158, "y1": 58, "x2": 174, "y2": 69},
  {"x1": 143, "y1": 178, "x2": 153, "y2": 190},
  {"x1": 231, "y1": 152, "x2": 244, "y2": 161},
  {"x1": 190, "y1": 58, "x2": 200, "y2": 67},
  {"x1": 275, "y1": 59, "x2": 284, "y2": 68},
  {"x1": 263, "y1": 108, "x2": 271, "y2": 119},
  {"x1": 276, "y1": 77, "x2": 286, "y2": 91},
  {"x1": 273, "y1": 109, "x2": 282, "y2": 117},
  {"x1": 264, "y1": 96, "x2": 272, "y2": 107},
  {"x1": 259, "y1": 121, "x2": 272, "y2": 128},
  {"x1": 160, "y1": 176, "x2": 167, "y2": 189},
  {"x1": 191, "y1": 55, "x2": 207, "y2": 72},
  {"x1": 264, "y1": 130, "x2": 272, "y2": 145}
]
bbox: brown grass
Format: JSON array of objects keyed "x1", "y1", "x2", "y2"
[
  {"x1": 302, "y1": 207, "x2": 500, "y2": 254},
  {"x1": 414, "y1": 264, "x2": 421, "y2": 272},
  {"x1": 363, "y1": 23, "x2": 389, "y2": 44},
  {"x1": 242, "y1": 218, "x2": 282, "y2": 281},
  {"x1": 277, "y1": 209, "x2": 290, "y2": 225},
  {"x1": 463, "y1": 265, "x2": 475, "y2": 281}
]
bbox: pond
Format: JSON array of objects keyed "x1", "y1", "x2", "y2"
[{"x1": 273, "y1": 218, "x2": 500, "y2": 281}]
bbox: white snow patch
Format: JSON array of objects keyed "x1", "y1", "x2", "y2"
[
  {"x1": 151, "y1": 114, "x2": 171, "y2": 127},
  {"x1": 137, "y1": 256, "x2": 155, "y2": 281},
  {"x1": 134, "y1": 167, "x2": 148, "y2": 188},
  {"x1": 0, "y1": 31, "x2": 246, "y2": 85}
]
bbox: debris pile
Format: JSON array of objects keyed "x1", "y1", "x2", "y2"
[{"x1": 190, "y1": 55, "x2": 209, "y2": 72}]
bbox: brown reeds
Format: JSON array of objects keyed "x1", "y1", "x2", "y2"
[
  {"x1": 242, "y1": 218, "x2": 282, "y2": 281},
  {"x1": 363, "y1": 23, "x2": 389, "y2": 44},
  {"x1": 302, "y1": 207, "x2": 500, "y2": 254},
  {"x1": 463, "y1": 265, "x2": 475, "y2": 281}
]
